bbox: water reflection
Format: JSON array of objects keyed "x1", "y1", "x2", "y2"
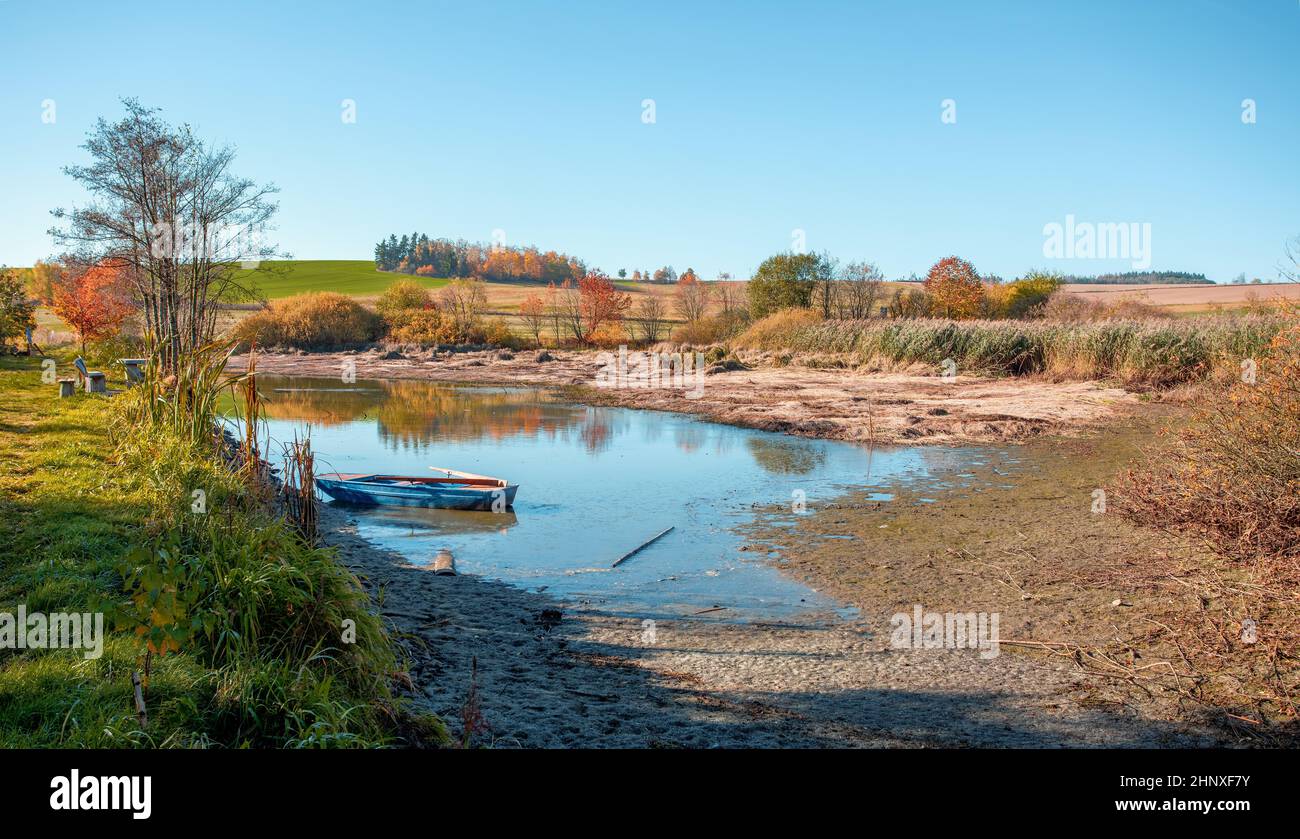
[
  {"x1": 242, "y1": 376, "x2": 976, "y2": 621},
  {"x1": 247, "y1": 376, "x2": 829, "y2": 471},
  {"x1": 364, "y1": 505, "x2": 520, "y2": 536},
  {"x1": 745, "y1": 438, "x2": 828, "y2": 475}
]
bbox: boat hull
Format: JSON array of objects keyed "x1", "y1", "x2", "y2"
[{"x1": 316, "y1": 476, "x2": 518, "y2": 511}]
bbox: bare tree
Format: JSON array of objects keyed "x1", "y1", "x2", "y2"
[
  {"x1": 438, "y1": 279, "x2": 488, "y2": 341},
  {"x1": 836, "y1": 261, "x2": 885, "y2": 319},
  {"x1": 674, "y1": 276, "x2": 711, "y2": 323},
  {"x1": 632, "y1": 294, "x2": 667, "y2": 344},
  {"x1": 1282, "y1": 235, "x2": 1300, "y2": 282},
  {"x1": 556, "y1": 280, "x2": 584, "y2": 343},
  {"x1": 50, "y1": 99, "x2": 282, "y2": 370},
  {"x1": 714, "y1": 281, "x2": 742, "y2": 315}
]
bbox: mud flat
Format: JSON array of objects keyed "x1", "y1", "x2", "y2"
[
  {"x1": 232, "y1": 348, "x2": 1136, "y2": 447},
  {"x1": 321, "y1": 462, "x2": 1217, "y2": 747},
  {"x1": 741, "y1": 415, "x2": 1249, "y2": 742}
]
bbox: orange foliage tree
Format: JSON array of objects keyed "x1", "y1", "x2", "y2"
[
  {"x1": 53, "y1": 262, "x2": 135, "y2": 352},
  {"x1": 923, "y1": 256, "x2": 985, "y2": 319},
  {"x1": 578, "y1": 271, "x2": 631, "y2": 343}
]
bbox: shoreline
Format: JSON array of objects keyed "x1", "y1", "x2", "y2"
[
  {"x1": 310, "y1": 399, "x2": 1224, "y2": 746},
  {"x1": 231, "y1": 347, "x2": 1139, "y2": 447},
  {"x1": 266, "y1": 346, "x2": 1223, "y2": 746},
  {"x1": 322, "y1": 497, "x2": 1215, "y2": 747}
]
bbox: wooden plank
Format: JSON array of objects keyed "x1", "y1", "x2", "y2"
[{"x1": 610, "y1": 526, "x2": 675, "y2": 568}]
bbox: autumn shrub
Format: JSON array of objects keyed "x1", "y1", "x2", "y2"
[
  {"x1": 376, "y1": 279, "x2": 433, "y2": 320},
  {"x1": 672, "y1": 309, "x2": 751, "y2": 345},
  {"x1": 86, "y1": 334, "x2": 145, "y2": 370},
  {"x1": 232, "y1": 292, "x2": 381, "y2": 350},
  {"x1": 483, "y1": 319, "x2": 523, "y2": 349},
  {"x1": 387, "y1": 309, "x2": 454, "y2": 345},
  {"x1": 587, "y1": 322, "x2": 628, "y2": 349},
  {"x1": 1000, "y1": 272, "x2": 1063, "y2": 318}
]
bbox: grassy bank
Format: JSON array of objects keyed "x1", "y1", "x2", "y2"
[
  {"x1": 733, "y1": 310, "x2": 1285, "y2": 386},
  {"x1": 0, "y1": 355, "x2": 442, "y2": 747}
]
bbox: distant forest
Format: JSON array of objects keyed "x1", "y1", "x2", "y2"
[
  {"x1": 1061, "y1": 271, "x2": 1212, "y2": 285},
  {"x1": 374, "y1": 233, "x2": 586, "y2": 284}
]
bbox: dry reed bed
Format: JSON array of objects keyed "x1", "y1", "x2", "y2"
[{"x1": 733, "y1": 311, "x2": 1286, "y2": 387}]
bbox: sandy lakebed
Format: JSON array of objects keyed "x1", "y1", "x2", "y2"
[{"x1": 245, "y1": 348, "x2": 1226, "y2": 747}]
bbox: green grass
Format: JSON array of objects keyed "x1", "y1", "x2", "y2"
[
  {"x1": 0, "y1": 355, "x2": 444, "y2": 747},
  {"x1": 237, "y1": 260, "x2": 449, "y2": 299}
]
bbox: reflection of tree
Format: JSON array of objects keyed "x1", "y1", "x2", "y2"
[
  {"x1": 247, "y1": 376, "x2": 588, "y2": 450},
  {"x1": 745, "y1": 437, "x2": 826, "y2": 475},
  {"x1": 578, "y1": 409, "x2": 613, "y2": 454},
  {"x1": 674, "y1": 424, "x2": 708, "y2": 454},
  {"x1": 254, "y1": 380, "x2": 382, "y2": 425}
]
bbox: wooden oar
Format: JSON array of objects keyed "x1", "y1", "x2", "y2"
[{"x1": 611, "y1": 526, "x2": 675, "y2": 568}]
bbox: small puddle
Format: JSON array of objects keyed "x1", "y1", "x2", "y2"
[{"x1": 237, "y1": 376, "x2": 992, "y2": 624}]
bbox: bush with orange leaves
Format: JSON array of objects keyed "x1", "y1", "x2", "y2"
[{"x1": 52, "y1": 261, "x2": 135, "y2": 353}]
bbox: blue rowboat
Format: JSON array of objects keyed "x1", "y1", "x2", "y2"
[{"x1": 316, "y1": 467, "x2": 518, "y2": 511}]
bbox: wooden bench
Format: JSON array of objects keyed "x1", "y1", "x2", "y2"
[
  {"x1": 119, "y1": 357, "x2": 147, "y2": 387},
  {"x1": 74, "y1": 357, "x2": 107, "y2": 394}
]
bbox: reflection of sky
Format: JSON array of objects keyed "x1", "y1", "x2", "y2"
[{"x1": 251, "y1": 376, "x2": 983, "y2": 623}]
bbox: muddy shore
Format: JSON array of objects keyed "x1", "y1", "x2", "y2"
[
  {"x1": 323, "y1": 499, "x2": 1215, "y2": 747},
  {"x1": 231, "y1": 347, "x2": 1136, "y2": 447},
  {"x1": 294, "y1": 350, "x2": 1222, "y2": 745}
]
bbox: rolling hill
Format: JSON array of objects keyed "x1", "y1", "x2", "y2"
[{"x1": 236, "y1": 260, "x2": 448, "y2": 299}]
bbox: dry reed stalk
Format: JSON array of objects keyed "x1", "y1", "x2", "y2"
[{"x1": 280, "y1": 432, "x2": 318, "y2": 546}]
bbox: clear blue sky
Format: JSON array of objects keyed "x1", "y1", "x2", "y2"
[{"x1": 2, "y1": 0, "x2": 1296, "y2": 281}]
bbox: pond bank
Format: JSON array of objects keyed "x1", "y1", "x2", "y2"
[
  {"x1": 324, "y1": 498, "x2": 1214, "y2": 747},
  {"x1": 229, "y1": 348, "x2": 1138, "y2": 447}
]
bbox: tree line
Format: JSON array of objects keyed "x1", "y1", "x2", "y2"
[
  {"x1": 1061, "y1": 270, "x2": 1211, "y2": 284},
  {"x1": 374, "y1": 234, "x2": 587, "y2": 284}
]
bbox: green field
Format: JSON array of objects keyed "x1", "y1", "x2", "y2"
[{"x1": 237, "y1": 260, "x2": 448, "y2": 299}]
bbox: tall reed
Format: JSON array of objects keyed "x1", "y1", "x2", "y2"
[{"x1": 734, "y1": 312, "x2": 1286, "y2": 386}]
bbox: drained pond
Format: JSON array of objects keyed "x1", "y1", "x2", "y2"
[{"x1": 237, "y1": 376, "x2": 995, "y2": 623}]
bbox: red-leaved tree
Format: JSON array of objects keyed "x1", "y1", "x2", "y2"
[
  {"x1": 578, "y1": 271, "x2": 631, "y2": 342},
  {"x1": 53, "y1": 261, "x2": 135, "y2": 353}
]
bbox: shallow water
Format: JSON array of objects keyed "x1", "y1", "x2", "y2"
[{"x1": 240, "y1": 375, "x2": 989, "y2": 623}]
